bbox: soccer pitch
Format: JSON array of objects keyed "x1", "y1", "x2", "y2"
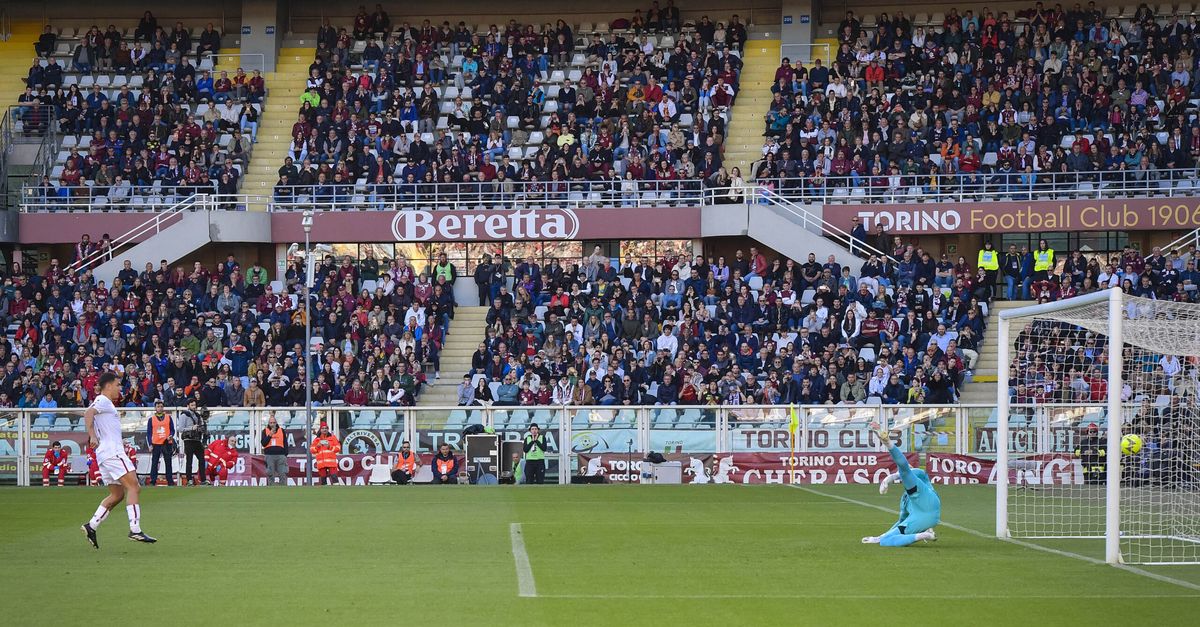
[{"x1": 2, "y1": 485, "x2": 1198, "y2": 626}]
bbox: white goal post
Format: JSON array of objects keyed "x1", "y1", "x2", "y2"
[{"x1": 996, "y1": 287, "x2": 1200, "y2": 566}]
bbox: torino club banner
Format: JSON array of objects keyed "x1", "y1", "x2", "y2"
[
  {"x1": 578, "y1": 451, "x2": 918, "y2": 485},
  {"x1": 223, "y1": 453, "x2": 403, "y2": 486},
  {"x1": 926, "y1": 453, "x2": 1084, "y2": 485}
]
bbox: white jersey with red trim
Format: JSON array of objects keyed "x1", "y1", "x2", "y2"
[{"x1": 91, "y1": 395, "x2": 123, "y2": 462}]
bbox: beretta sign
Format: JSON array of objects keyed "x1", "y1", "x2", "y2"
[{"x1": 390, "y1": 208, "x2": 580, "y2": 241}]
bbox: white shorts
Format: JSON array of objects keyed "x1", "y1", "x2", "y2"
[{"x1": 97, "y1": 453, "x2": 137, "y2": 485}]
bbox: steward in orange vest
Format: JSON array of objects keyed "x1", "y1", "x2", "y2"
[
  {"x1": 261, "y1": 414, "x2": 289, "y2": 486},
  {"x1": 432, "y1": 443, "x2": 459, "y2": 484},
  {"x1": 146, "y1": 401, "x2": 176, "y2": 486},
  {"x1": 391, "y1": 440, "x2": 421, "y2": 484},
  {"x1": 310, "y1": 424, "x2": 341, "y2": 486}
]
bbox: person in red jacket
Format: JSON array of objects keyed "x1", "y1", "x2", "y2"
[
  {"x1": 310, "y1": 424, "x2": 342, "y2": 485},
  {"x1": 42, "y1": 441, "x2": 71, "y2": 486},
  {"x1": 204, "y1": 434, "x2": 240, "y2": 486},
  {"x1": 86, "y1": 442, "x2": 138, "y2": 486}
]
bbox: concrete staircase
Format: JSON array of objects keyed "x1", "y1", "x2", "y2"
[
  {"x1": 0, "y1": 22, "x2": 41, "y2": 99},
  {"x1": 418, "y1": 306, "x2": 489, "y2": 406},
  {"x1": 240, "y1": 46, "x2": 312, "y2": 210},
  {"x1": 723, "y1": 38, "x2": 779, "y2": 176},
  {"x1": 959, "y1": 300, "x2": 1033, "y2": 404}
]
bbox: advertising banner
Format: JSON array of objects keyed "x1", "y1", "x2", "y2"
[
  {"x1": 927, "y1": 452, "x2": 1084, "y2": 485},
  {"x1": 826, "y1": 199, "x2": 1200, "y2": 234},
  {"x1": 577, "y1": 451, "x2": 918, "y2": 485},
  {"x1": 271, "y1": 207, "x2": 704, "y2": 243}
]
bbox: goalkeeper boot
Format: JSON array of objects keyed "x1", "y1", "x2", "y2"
[
  {"x1": 861, "y1": 536, "x2": 880, "y2": 544},
  {"x1": 128, "y1": 531, "x2": 157, "y2": 543},
  {"x1": 917, "y1": 530, "x2": 937, "y2": 543}
]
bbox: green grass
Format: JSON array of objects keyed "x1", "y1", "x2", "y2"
[{"x1": 2, "y1": 485, "x2": 1199, "y2": 626}]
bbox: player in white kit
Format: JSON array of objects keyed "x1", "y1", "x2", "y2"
[{"x1": 81, "y1": 372, "x2": 156, "y2": 547}]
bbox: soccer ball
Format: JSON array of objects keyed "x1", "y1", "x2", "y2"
[{"x1": 1121, "y1": 434, "x2": 1143, "y2": 456}]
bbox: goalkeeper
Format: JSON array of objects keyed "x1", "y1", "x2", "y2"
[{"x1": 862, "y1": 421, "x2": 940, "y2": 547}]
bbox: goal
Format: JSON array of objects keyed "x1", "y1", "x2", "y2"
[{"x1": 996, "y1": 287, "x2": 1200, "y2": 565}]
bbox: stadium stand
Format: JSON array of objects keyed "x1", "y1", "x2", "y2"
[
  {"x1": 14, "y1": 14, "x2": 266, "y2": 210},
  {"x1": 265, "y1": 10, "x2": 752, "y2": 208},
  {"x1": 754, "y1": 4, "x2": 1200, "y2": 202},
  {"x1": 4, "y1": 2, "x2": 1200, "y2": 422}
]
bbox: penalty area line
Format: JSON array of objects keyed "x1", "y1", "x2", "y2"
[
  {"x1": 510, "y1": 522, "x2": 538, "y2": 598},
  {"x1": 788, "y1": 485, "x2": 1200, "y2": 593}
]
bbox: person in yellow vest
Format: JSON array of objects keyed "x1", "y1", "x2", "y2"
[
  {"x1": 146, "y1": 400, "x2": 177, "y2": 486},
  {"x1": 977, "y1": 241, "x2": 1000, "y2": 299},
  {"x1": 1032, "y1": 239, "x2": 1055, "y2": 281},
  {"x1": 260, "y1": 412, "x2": 289, "y2": 486},
  {"x1": 391, "y1": 440, "x2": 421, "y2": 484},
  {"x1": 310, "y1": 423, "x2": 341, "y2": 486},
  {"x1": 432, "y1": 443, "x2": 460, "y2": 484}
]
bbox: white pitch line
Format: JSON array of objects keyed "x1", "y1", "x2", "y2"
[
  {"x1": 510, "y1": 522, "x2": 538, "y2": 598},
  {"x1": 789, "y1": 484, "x2": 1200, "y2": 593},
  {"x1": 537, "y1": 593, "x2": 1200, "y2": 600}
]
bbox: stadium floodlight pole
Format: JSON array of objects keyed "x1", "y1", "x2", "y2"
[
  {"x1": 302, "y1": 209, "x2": 315, "y2": 486},
  {"x1": 1104, "y1": 286, "x2": 1124, "y2": 565}
]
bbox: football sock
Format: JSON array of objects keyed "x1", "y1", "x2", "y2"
[
  {"x1": 126, "y1": 504, "x2": 141, "y2": 533},
  {"x1": 88, "y1": 505, "x2": 110, "y2": 528}
]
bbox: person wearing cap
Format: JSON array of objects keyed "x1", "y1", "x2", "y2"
[
  {"x1": 311, "y1": 423, "x2": 342, "y2": 486},
  {"x1": 176, "y1": 398, "x2": 207, "y2": 485},
  {"x1": 1074, "y1": 423, "x2": 1106, "y2": 485}
]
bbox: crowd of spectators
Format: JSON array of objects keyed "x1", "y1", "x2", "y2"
[
  {"x1": 8, "y1": 229, "x2": 1200, "y2": 413},
  {"x1": 19, "y1": 13, "x2": 264, "y2": 204},
  {"x1": 757, "y1": 3, "x2": 1200, "y2": 200},
  {"x1": 272, "y1": 6, "x2": 752, "y2": 206},
  {"x1": 1006, "y1": 240, "x2": 1200, "y2": 406},
  {"x1": 455, "y1": 236, "x2": 996, "y2": 408},
  {"x1": 0, "y1": 234, "x2": 459, "y2": 411}
]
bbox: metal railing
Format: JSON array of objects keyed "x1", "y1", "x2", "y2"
[
  {"x1": 3, "y1": 105, "x2": 57, "y2": 209},
  {"x1": 63, "y1": 193, "x2": 208, "y2": 275},
  {"x1": 760, "y1": 187, "x2": 897, "y2": 261},
  {"x1": 753, "y1": 167, "x2": 1200, "y2": 204},
  {"x1": 20, "y1": 183, "x2": 245, "y2": 212},
  {"x1": 3, "y1": 104, "x2": 56, "y2": 145},
  {"x1": 0, "y1": 402, "x2": 1134, "y2": 486},
  {"x1": 19, "y1": 179, "x2": 735, "y2": 212},
  {"x1": 1161, "y1": 226, "x2": 1200, "y2": 255},
  {"x1": 267, "y1": 179, "x2": 719, "y2": 211}
]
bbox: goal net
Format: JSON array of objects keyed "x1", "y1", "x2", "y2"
[{"x1": 996, "y1": 288, "x2": 1200, "y2": 565}]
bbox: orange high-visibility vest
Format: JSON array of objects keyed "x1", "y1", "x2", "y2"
[
  {"x1": 394, "y1": 450, "x2": 418, "y2": 473},
  {"x1": 264, "y1": 427, "x2": 285, "y2": 449},
  {"x1": 150, "y1": 415, "x2": 171, "y2": 445},
  {"x1": 311, "y1": 435, "x2": 340, "y2": 469},
  {"x1": 436, "y1": 456, "x2": 455, "y2": 475}
]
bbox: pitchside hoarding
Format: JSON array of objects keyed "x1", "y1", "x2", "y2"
[{"x1": 827, "y1": 198, "x2": 1200, "y2": 234}]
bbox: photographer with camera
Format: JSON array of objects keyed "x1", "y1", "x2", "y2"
[{"x1": 176, "y1": 398, "x2": 208, "y2": 486}]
